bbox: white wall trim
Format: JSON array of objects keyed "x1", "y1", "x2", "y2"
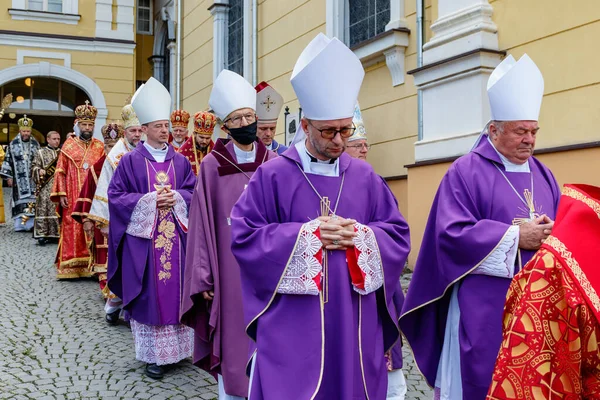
[
  {"x1": 95, "y1": 0, "x2": 134, "y2": 42},
  {"x1": 8, "y1": 9, "x2": 81, "y2": 25},
  {"x1": 326, "y1": 0, "x2": 345, "y2": 41},
  {"x1": 0, "y1": 33, "x2": 135, "y2": 55},
  {"x1": 242, "y1": 0, "x2": 253, "y2": 81},
  {"x1": 16, "y1": 50, "x2": 72, "y2": 68},
  {"x1": 353, "y1": 29, "x2": 409, "y2": 86},
  {"x1": 210, "y1": 1, "x2": 229, "y2": 81},
  {"x1": 11, "y1": 0, "x2": 78, "y2": 13},
  {"x1": 0, "y1": 62, "x2": 108, "y2": 140}
]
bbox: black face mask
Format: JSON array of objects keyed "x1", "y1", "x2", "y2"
[{"x1": 228, "y1": 121, "x2": 257, "y2": 145}]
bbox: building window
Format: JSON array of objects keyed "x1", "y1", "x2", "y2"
[
  {"x1": 27, "y1": 0, "x2": 62, "y2": 12},
  {"x1": 347, "y1": 0, "x2": 390, "y2": 47},
  {"x1": 227, "y1": 0, "x2": 244, "y2": 75},
  {"x1": 137, "y1": 0, "x2": 152, "y2": 35}
]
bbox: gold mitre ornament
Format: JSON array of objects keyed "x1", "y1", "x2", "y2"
[
  {"x1": 121, "y1": 104, "x2": 140, "y2": 129},
  {"x1": 348, "y1": 102, "x2": 367, "y2": 142},
  {"x1": 101, "y1": 123, "x2": 124, "y2": 142},
  {"x1": 75, "y1": 100, "x2": 98, "y2": 123},
  {"x1": 18, "y1": 114, "x2": 33, "y2": 130}
]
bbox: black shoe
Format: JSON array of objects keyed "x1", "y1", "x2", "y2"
[
  {"x1": 105, "y1": 310, "x2": 120, "y2": 325},
  {"x1": 145, "y1": 363, "x2": 164, "y2": 379},
  {"x1": 37, "y1": 238, "x2": 47, "y2": 246}
]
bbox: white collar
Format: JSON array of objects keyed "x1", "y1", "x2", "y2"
[
  {"x1": 295, "y1": 140, "x2": 339, "y2": 177},
  {"x1": 487, "y1": 136, "x2": 530, "y2": 173},
  {"x1": 233, "y1": 142, "x2": 256, "y2": 164},
  {"x1": 266, "y1": 142, "x2": 273, "y2": 150},
  {"x1": 143, "y1": 141, "x2": 168, "y2": 163}
]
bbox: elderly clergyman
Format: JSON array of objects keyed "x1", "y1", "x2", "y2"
[
  {"x1": 400, "y1": 54, "x2": 562, "y2": 400},
  {"x1": 230, "y1": 33, "x2": 410, "y2": 399}
]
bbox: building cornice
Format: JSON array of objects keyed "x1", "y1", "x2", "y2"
[
  {"x1": 8, "y1": 8, "x2": 81, "y2": 25},
  {"x1": 0, "y1": 30, "x2": 136, "y2": 54}
]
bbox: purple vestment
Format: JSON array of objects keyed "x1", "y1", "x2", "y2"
[
  {"x1": 230, "y1": 146, "x2": 410, "y2": 400},
  {"x1": 107, "y1": 144, "x2": 196, "y2": 325},
  {"x1": 181, "y1": 139, "x2": 274, "y2": 397},
  {"x1": 399, "y1": 136, "x2": 561, "y2": 399}
]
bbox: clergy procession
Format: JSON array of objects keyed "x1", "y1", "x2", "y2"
[{"x1": 1, "y1": 31, "x2": 600, "y2": 400}]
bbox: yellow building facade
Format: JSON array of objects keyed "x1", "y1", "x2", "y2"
[
  {"x1": 0, "y1": 0, "x2": 143, "y2": 144},
  {"x1": 178, "y1": 0, "x2": 600, "y2": 266}
]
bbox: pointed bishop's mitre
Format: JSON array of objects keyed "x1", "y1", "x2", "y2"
[
  {"x1": 291, "y1": 33, "x2": 364, "y2": 121},
  {"x1": 487, "y1": 54, "x2": 544, "y2": 121},
  {"x1": 131, "y1": 77, "x2": 172, "y2": 124},
  {"x1": 348, "y1": 102, "x2": 367, "y2": 142},
  {"x1": 209, "y1": 70, "x2": 256, "y2": 121},
  {"x1": 255, "y1": 82, "x2": 284, "y2": 123}
]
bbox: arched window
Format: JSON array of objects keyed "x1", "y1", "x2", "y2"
[{"x1": 0, "y1": 77, "x2": 90, "y2": 145}]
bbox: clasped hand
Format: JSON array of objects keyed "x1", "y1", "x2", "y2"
[
  {"x1": 318, "y1": 216, "x2": 357, "y2": 250},
  {"x1": 156, "y1": 188, "x2": 176, "y2": 209},
  {"x1": 519, "y1": 214, "x2": 554, "y2": 250}
]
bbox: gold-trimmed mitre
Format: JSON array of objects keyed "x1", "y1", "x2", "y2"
[
  {"x1": 348, "y1": 102, "x2": 367, "y2": 142},
  {"x1": 171, "y1": 110, "x2": 191, "y2": 128},
  {"x1": 18, "y1": 114, "x2": 33, "y2": 130},
  {"x1": 101, "y1": 123, "x2": 124, "y2": 142},
  {"x1": 121, "y1": 104, "x2": 141, "y2": 129},
  {"x1": 75, "y1": 100, "x2": 98, "y2": 123},
  {"x1": 193, "y1": 111, "x2": 217, "y2": 135}
]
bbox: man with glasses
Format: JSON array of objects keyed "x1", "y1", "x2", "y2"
[
  {"x1": 230, "y1": 33, "x2": 410, "y2": 399},
  {"x1": 344, "y1": 103, "x2": 370, "y2": 160},
  {"x1": 181, "y1": 70, "x2": 275, "y2": 400}
]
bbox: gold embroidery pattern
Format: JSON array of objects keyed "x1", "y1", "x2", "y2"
[
  {"x1": 545, "y1": 235, "x2": 600, "y2": 312},
  {"x1": 155, "y1": 209, "x2": 176, "y2": 284},
  {"x1": 487, "y1": 249, "x2": 600, "y2": 399},
  {"x1": 563, "y1": 186, "x2": 600, "y2": 219}
]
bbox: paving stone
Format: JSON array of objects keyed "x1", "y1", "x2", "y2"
[{"x1": 0, "y1": 188, "x2": 431, "y2": 398}]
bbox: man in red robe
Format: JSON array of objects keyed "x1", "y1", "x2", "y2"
[
  {"x1": 72, "y1": 124, "x2": 123, "y2": 309},
  {"x1": 177, "y1": 111, "x2": 215, "y2": 175},
  {"x1": 51, "y1": 101, "x2": 105, "y2": 279},
  {"x1": 487, "y1": 184, "x2": 600, "y2": 399}
]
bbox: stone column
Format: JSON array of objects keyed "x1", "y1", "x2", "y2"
[
  {"x1": 411, "y1": 0, "x2": 504, "y2": 161},
  {"x1": 149, "y1": 55, "x2": 165, "y2": 84},
  {"x1": 209, "y1": 2, "x2": 230, "y2": 81},
  {"x1": 167, "y1": 41, "x2": 177, "y2": 111}
]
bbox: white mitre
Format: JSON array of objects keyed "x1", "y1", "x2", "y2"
[
  {"x1": 487, "y1": 54, "x2": 544, "y2": 121},
  {"x1": 290, "y1": 33, "x2": 365, "y2": 145},
  {"x1": 209, "y1": 70, "x2": 256, "y2": 121},
  {"x1": 131, "y1": 77, "x2": 172, "y2": 124},
  {"x1": 255, "y1": 82, "x2": 284, "y2": 124}
]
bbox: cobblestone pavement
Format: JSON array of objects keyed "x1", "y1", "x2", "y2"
[{"x1": 0, "y1": 188, "x2": 431, "y2": 399}]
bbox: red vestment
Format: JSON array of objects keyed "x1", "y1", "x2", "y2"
[
  {"x1": 50, "y1": 136, "x2": 105, "y2": 279},
  {"x1": 488, "y1": 184, "x2": 600, "y2": 400},
  {"x1": 72, "y1": 155, "x2": 110, "y2": 296},
  {"x1": 177, "y1": 136, "x2": 213, "y2": 175}
]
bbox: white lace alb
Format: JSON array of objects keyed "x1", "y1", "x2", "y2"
[
  {"x1": 472, "y1": 225, "x2": 519, "y2": 279},
  {"x1": 278, "y1": 219, "x2": 323, "y2": 295},
  {"x1": 126, "y1": 192, "x2": 158, "y2": 239},
  {"x1": 352, "y1": 223, "x2": 384, "y2": 295}
]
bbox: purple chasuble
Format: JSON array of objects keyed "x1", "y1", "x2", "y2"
[
  {"x1": 400, "y1": 136, "x2": 560, "y2": 400},
  {"x1": 107, "y1": 144, "x2": 196, "y2": 325},
  {"x1": 230, "y1": 147, "x2": 410, "y2": 400},
  {"x1": 181, "y1": 139, "x2": 274, "y2": 398}
]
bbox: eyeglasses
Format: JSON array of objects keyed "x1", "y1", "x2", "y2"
[
  {"x1": 308, "y1": 120, "x2": 356, "y2": 139},
  {"x1": 346, "y1": 143, "x2": 371, "y2": 150},
  {"x1": 225, "y1": 112, "x2": 256, "y2": 127}
]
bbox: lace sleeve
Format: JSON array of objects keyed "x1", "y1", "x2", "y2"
[
  {"x1": 472, "y1": 225, "x2": 519, "y2": 279},
  {"x1": 350, "y1": 223, "x2": 384, "y2": 295},
  {"x1": 125, "y1": 192, "x2": 158, "y2": 239},
  {"x1": 172, "y1": 191, "x2": 189, "y2": 231},
  {"x1": 277, "y1": 219, "x2": 323, "y2": 296}
]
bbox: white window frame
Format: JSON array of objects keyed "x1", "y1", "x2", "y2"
[
  {"x1": 137, "y1": 0, "x2": 153, "y2": 35},
  {"x1": 26, "y1": 0, "x2": 62, "y2": 12},
  {"x1": 326, "y1": 0, "x2": 409, "y2": 86},
  {"x1": 10, "y1": 0, "x2": 80, "y2": 24}
]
